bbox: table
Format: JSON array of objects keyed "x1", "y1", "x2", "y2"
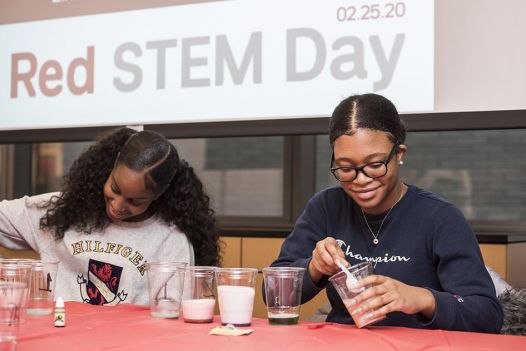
[{"x1": 16, "y1": 302, "x2": 526, "y2": 350}]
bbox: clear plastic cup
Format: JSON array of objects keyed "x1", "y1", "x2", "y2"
[
  {"x1": 262, "y1": 267, "x2": 305, "y2": 325},
  {"x1": 0, "y1": 259, "x2": 60, "y2": 317},
  {"x1": 0, "y1": 258, "x2": 33, "y2": 324},
  {"x1": 181, "y1": 266, "x2": 217, "y2": 323},
  {"x1": 215, "y1": 268, "x2": 258, "y2": 326},
  {"x1": 26, "y1": 261, "x2": 59, "y2": 316},
  {"x1": 146, "y1": 262, "x2": 187, "y2": 318},
  {"x1": 0, "y1": 335, "x2": 16, "y2": 351},
  {"x1": 329, "y1": 261, "x2": 384, "y2": 328},
  {"x1": 0, "y1": 263, "x2": 31, "y2": 347}
]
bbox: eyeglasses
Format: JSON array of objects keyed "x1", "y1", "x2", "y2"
[{"x1": 330, "y1": 142, "x2": 400, "y2": 182}]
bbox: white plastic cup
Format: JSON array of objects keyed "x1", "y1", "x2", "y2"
[{"x1": 215, "y1": 268, "x2": 258, "y2": 326}]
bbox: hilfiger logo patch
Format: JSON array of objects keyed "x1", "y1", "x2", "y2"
[
  {"x1": 71, "y1": 240, "x2": 148, "y2": 276},
  {"x1": 77, "y1": 259, "x2": 128, "y2": 305}
]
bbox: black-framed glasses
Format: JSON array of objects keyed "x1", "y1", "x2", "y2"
[{"x1": 330, "y1": 142, "x2": 400, "y2": 182}]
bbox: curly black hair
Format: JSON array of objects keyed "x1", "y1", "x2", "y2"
[{"x1": 39, "y1": 127, "x2": 220, "y2": 266}]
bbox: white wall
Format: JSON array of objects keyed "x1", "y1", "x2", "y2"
[{"x1": 435, "y1": 0, "x2": 526, "y2": 112}]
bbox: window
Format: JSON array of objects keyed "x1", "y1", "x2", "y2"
[
  {"x1": 32, "y1": 142, "x2": 91, "y2": 194},
  {"x1": 315, "y1": 129, "x2": 526, "y2": 221},
  {"x1": 13, "y1": 136, "x2": 286, "y2": 220},
  {"x1": 173, "y1": 137, "x2": 285, "y2": 218}
]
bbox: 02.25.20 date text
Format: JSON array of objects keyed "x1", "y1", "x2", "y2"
[{"x1": 336, "y1": 2, "x2": 406, "y2": 22}]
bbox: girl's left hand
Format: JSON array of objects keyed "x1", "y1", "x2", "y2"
[{"x1": 346, "y1": 275, "x2": 436, "y2": 322}]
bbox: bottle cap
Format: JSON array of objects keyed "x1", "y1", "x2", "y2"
[{"x1": 55, "y1": 296, "x2": 64, "y2": 308}]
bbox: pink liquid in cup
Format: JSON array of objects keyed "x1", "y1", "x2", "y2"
[
  {"x1": 343, "y1": 298, "x2": 385, "y2": 328},
  {"x1": 182, "y1": 298, "x2": 215, "y2": 323}
]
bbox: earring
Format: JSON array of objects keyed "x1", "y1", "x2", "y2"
[{"x1": 399, "y1": 160, "x2": 404, "y2": 165}]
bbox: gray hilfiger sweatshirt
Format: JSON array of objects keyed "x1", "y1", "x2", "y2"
[{"x1": 0, "y1": 192, "x2": 194, "y2": 306}]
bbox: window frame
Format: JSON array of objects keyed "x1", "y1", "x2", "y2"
[{"x1": 1, "y1": 109, "x2": 526, "y2": 236}]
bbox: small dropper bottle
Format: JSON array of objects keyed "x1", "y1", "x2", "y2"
[{"x1": 54, "y1": 297, "x2": 66, "y2": 327}]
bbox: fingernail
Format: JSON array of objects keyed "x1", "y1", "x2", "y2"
[
  {"x1": 352, "y1": 308, "x2": 362, "y2": 315},
  {"x1": 363, "y1": 312, "x2": 374, "y2": 320}
]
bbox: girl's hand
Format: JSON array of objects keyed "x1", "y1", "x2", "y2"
[
  {"x1": 308, "y1": 237, "x2": 347, "y2": 284},
  {"x1": 345, "y1": 275, "x2": 436, "y2": 322}
]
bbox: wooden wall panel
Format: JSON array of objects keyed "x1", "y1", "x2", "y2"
[
  {"x1": 219, "y1": 236, "x2": 241, "y2": 268},
  {"x1": 479, "y1": 244, "x2": 507, "y2": 279},
  {"x1": 0, "y1": 247, "x2": 40, "y2": 260},
  {"x1": 242, "y1": 237, "x2": 284, "y2": 319},
  {"x1": 507, "y1": 243, "x2": 526, "y2": 288}
]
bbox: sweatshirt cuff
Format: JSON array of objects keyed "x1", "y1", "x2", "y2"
[
  {"x1": 297, "y1": 257, "x2": 327, "y2": 301},
  {"x1": 417, "y1": 288, "x2": 454, "y2": 329}
]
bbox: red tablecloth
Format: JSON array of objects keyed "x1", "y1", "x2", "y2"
[{"x1": 14, "y1": 302, "x2": 526, "y2": 350}]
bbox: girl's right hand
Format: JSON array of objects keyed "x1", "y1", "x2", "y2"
[{"x1": 308, "y1": 237, "x2": 347, "y2": 284}]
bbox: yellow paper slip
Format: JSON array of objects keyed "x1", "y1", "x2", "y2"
[{"x1": 209, "y1": 324, "x2": 254, "y2": 336}]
